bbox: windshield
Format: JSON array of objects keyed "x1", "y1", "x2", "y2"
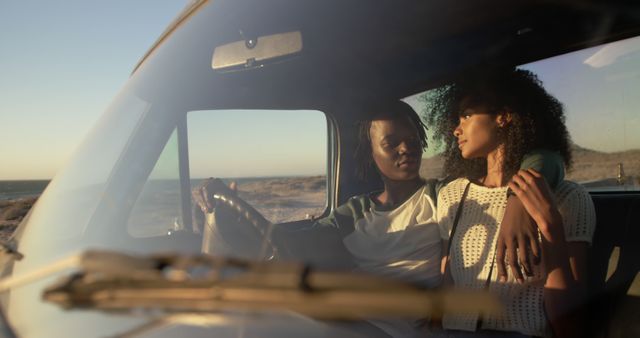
[
  {"x1": 3, "y1": 1, "x2": 639, "y2": 338},
  {"x1": 2, "y1": 3, "x2": 339, "y2": 335}
]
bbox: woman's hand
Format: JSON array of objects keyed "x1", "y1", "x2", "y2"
[
  {"x1": 508, "y1": 169, "x2": 563, "y2": 239},
  {"x1": 496, "y1": 197, "x2": 541, "y2": 283},
  {"x1": 192, "y1": 178, "x2": 237, "y2": 213}
]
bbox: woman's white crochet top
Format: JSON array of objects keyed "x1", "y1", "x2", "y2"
[{"x1": 437, "y1": 178, "x2": 596, "y2": 337}]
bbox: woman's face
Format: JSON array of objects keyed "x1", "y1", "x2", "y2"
[
  {"x1": 369, "y1": 116, "x2": 422, "y2": 181},
  {"x1": 453, "y1": 104, "x2": 503, "y2": 159}
]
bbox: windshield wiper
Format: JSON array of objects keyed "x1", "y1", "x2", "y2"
[
  {"x1": 42, "y1": 250, "x2": 501, "y2": 321},
  {"x1": 0, "y1": 239, "x2": 23, "y2": 261}
]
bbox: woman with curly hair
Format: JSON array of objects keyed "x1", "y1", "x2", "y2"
[{"x1": 430, "y1": 68, "x2": 595, "y2": 337}]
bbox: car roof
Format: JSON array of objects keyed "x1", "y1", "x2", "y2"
[{"x1": 133, "y1": 0, "x2": 640, "y2": 107}]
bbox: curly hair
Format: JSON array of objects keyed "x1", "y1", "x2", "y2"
[
  {"x1": 423, "y1": 68, "x2": 572, "y2": 181},
  {"x1": 354, "y1": 101, "x2": 428, "y2": 180}
]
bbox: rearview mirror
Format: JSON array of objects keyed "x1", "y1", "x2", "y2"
[{"x1": 212, "y1": 31, "x2": 303, "y2": 70}]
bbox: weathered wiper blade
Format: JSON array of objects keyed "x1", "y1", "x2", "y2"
[
  {"x1": 0, "y1": 239, "x2": 23, "y2": 261},
  {"x1": 42, "y1": 250, "x2": 501, "y2": 321},
  {"x1": 0, "y1": 250, "x2": 157, "y2": 292}
]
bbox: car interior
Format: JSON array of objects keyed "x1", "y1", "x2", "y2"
[
  {"x1": 6, "y1": 1, "x2": 639, "y2": 337},
  {"x1": 127, "y1": 1, "x2": 640, "y2": 336}
]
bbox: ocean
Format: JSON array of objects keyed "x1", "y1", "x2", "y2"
[
  {"x1": 0, "y1": 177, "x2": 325, "y2": 201},
  {"x1": 0, "y1": 177, "x2": 326, "y2": 235},
  {"x1": 0, "y1": 180, "x2": 50, "y2": 200}
]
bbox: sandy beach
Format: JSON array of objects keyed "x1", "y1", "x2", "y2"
[{"x1": 0, "y1": 196, "x2": 37, "y2": 241}]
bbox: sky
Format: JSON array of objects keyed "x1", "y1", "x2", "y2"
[
  {"x1": 1, "y1": 2, "x2": 639, "y2": 180},
  {"x1": 0, "y1": 1, "x2": 188, "y2": 180},
  {"x1": 520, "y1": 38, "x2": 640, "y2": 154},
  {"x1": 186, "y1": 110, "x2": 327, "y2": 178}
]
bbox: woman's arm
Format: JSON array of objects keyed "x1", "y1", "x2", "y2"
[
  {"x1": 496, "y1": 150, "x2": 566, "y2": 283},
  {"x1": 192, "y1": 179, "x2": 374, "y2": 270},
  {"x1": 520, "y1": 149, "x2": 565, "y2": 189},
  {"x1": 436, "y1": 185, "x2": 455, "y2": 287},
  {"x1": 537, "y1": 218, "x2": 588, "y2": 337},
  {"x1": 509, "y1": 169, "x2": 589, "y2": 337},
  {"x1": 270, "y1": 196, "x2": 371, "y2": 268},
  {"x1": 542, "y1": 241, "x2": 588, "y2": 337}
]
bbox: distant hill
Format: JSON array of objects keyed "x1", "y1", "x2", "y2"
[
  {"x1": 420, "y1": 144, "x2": 640, "y2": 186},
  {"x1": 567, "y1": 144, "x2": 640, "y2": 184},
  {"x1": 571, "y1": 143, "x2": 602, "y2": 156}
]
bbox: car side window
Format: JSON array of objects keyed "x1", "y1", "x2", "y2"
[
  {"x1": 127, "y1": 129, "x2": 184, "y2": 237},
  {"x1": 408, "y1": 36, "x2": 640, "y2": 191},
  {"x1": 187, "y1": 110, "x2": 328, "y2": 224},
  {"x1": 520, "y1": 36, "x2": 640, "y2": 191}
]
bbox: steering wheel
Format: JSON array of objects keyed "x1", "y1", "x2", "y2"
[{"x1": 201, "y1": 190, "x2": 278, "y2": 260}]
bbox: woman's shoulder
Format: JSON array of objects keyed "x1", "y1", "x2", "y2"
[
  {"x1": 553, "y1": 180, "x2": 595, "y2": 213},
  {"x1": 553, "y1": 180, "x2": 597, "y2": 241},
  {"x1": 438, "y1": 177, "x2": 469, "y2": 194},
  {"x1": 318, "y1": 194, "x2": 373, "y2": 235},
  {"x1": 554, "y1": 180, "x2": 590, "y2": 202},
  {"x1": 337, "y1": 193, "x2": 373, "y2": 214},
  {"x1": 436, "y1": 177, "x2": 469, "y2": 204}
]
